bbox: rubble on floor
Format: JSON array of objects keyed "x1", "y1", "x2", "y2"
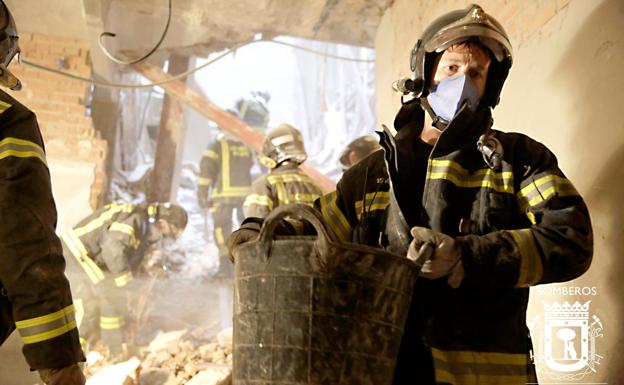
[{"x1": 85, "y1": 328, "x2": 233, "y2": 385}]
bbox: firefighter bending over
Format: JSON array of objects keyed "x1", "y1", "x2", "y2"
[{"x1": 60, "y1": 202, "x2": 187, "y2": 356}]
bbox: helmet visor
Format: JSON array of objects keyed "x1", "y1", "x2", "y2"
[{"x1": 424, "y1": 24, "x2": 512, "y2": 63}]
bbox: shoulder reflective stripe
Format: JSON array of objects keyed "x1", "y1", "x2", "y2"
[
  {"x1": 244, "y1": 194, "x2": 274, "y2": 210},
  {"x1": 432, "y1": 348, "x2": 532, "y2": 384},
  {"x1": 109, "y1": 222, "x2": 140, "y2": 248},
  {"x1": 203, "y1": 149, "x2": 218, "y2": 159},
  {"x1": 354, "y1": 191, "x2": 390, "y2": 220},
  {"x1": 61, "y1": 230, "x2": 105, "y2": 284},
  {"x1": 266, "y1": 173, "x2": 313, "y2": 185},
  {"x1": 100, "y1": 316, "x2": 125, "y2": 330},
  {"x1": 198, "y1": 177, "x2": 212, "y2": 186},
  {"x1": 517, "y1": 174, "x2": 579, "y2": 211},
  {"x1": 508, "y1": 229, "x2": 543, "y2": 287},
  {"x1": 16, "y1": 305, "x2": 77, "y2": 344},
  {"x1": 0, "y1": 100, "x2": 12, "y2": 113},
  {"x1": 74, "y1": 203, "x2": 134, "y2": 237},
  {"x1": 0, "y1": 137, "x2": 47, "y2": 166},
  {"x1": 428, "y1": 159, "x2": 514, "y2": 194},
  {"x1": 319, "y1": 192, "x2": 351, "y2": 242},
  {"x1": 114, "y1": 271, "x2": 133, "y2": 287}
]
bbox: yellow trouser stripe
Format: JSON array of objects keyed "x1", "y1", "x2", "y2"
[
  {"x1": 0, "y1": 137, "x2": 47, "y2": 166},
  {"x1": 215, "y1": 227, "x2": 225, "y2": 247},
  {"x1": 100, "y1": 316, "x2": 125, "y2": 329},
  {"x1": 509, "y1": 229, "x2": 543, "y2": 287},
  {"x1": 62, "y1": 230, "x2": 105, "y2": 284},
  {"x1": 114, "y1": 271, "x2": 133, "y2": 287},
  {"x1": 198, "y1": 177, "x2": 212, "y2": 186}
]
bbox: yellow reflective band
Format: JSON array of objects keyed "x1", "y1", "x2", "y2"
[
  {"x1": 221, "y1": 140, "x2": 231, "y2": 192},
  {"x1": 0, "y1": 100, "x2": 12, "y2": 113},
  {"x1": 244, "y1": 194, "x2": 274, "y2": 210},
  {"x1": 354, "y1": 191, "x2": 390, "y2": 220},
  {"x1": 109, "y1": 222, "x2": 140, "y2": 248},
  {"x1": 215, "y1": 227, "x2": 225, "y2": 247},
  {"x1": 266, "y1": 173, "x2": 314, "y2": 185},
  {"x1": 203, "y1": 149, "x2": 218, "y2": 159},
  {"x1": 432, "y1": 348, "x2": 532, "y2": 385},
  {"x1": 231, "y1": 146, "x2": 250, "y2": 157},
  {"x1": 61, "y1": 230, "x2": 105, "y2": 284},
  {"x1": 198, "y1": 177, "x2": 212, "y2": 186},
  {"x1": 428, "y1": 159, "x2": 514, "y2": 194},
  {"x1": 319, "y1": 192, "x2": 351, "y2": 242},
  {"x1": 212, "y1": 188, "x2": 250, "y2": 198},
  {"x1": 517, "y1": 174, "x2": 579, "y2": 211},
  {"x1": 0, "y1": 137, "x2": 47, "y2": 166},
  {"x1": 74, "y1": 203, "x2": 134, "y2": 237},
  {"x1": 114, "y1": 271, "x2": 133, "y2": 287},
  {"x1": 100, "y1": 316, "x2": 125, "y2": 330},
  {"x1": 290, "y1": 193, "x2": 319, "y2": 205},
  {"x1": 509, "y1": 229, "x2": 543, "y2": 287},
  {"x1": 16, "y1": 305, "x2": 77, "y2": 344}
]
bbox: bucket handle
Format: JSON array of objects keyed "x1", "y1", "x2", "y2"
[{"x1": 256, "y1": 204, "x2": 335, "y2": 261}]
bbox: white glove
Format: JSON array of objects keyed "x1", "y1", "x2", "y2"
[{"x1": 408, "y1": 227, "x2": 464, "y2": 288}]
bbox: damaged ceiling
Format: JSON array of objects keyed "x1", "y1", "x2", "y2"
[{"x1": 8, "y1": 0, "x2": 392, "y2": 59}]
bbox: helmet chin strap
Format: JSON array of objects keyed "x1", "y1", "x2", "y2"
[{"x1": 419, "y1": 97, "x2": 449, "y2": 131}]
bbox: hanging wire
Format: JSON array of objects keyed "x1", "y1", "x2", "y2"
[
  {"x1": 98, "y1": 0, "x2": 172, "y2": 65},
  {"x1": 21, "y1": 38, "x2": 375, "y2": 89}
]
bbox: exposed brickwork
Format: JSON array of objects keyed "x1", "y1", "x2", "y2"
[{"x1": 5, "y1": 31, "x2": 108, "y2": 209}]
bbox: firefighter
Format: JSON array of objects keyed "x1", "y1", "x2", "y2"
[
  {"x1": 230, "y1": 4, "x2": 593, "y2": 384},
  {"x1": 60, "y1": 202, "x2": 187, "y2": 356},
  {"x1": 198, "y1": 96, "x2": 269, "y2": 276},
  {"x1": 243, "y1": 123, "x2": 323, "y2": 218},
  {"x1": 338, "y1": 135, "x2": 382, "y2": 171},
  {"x1": 0, "y1": 2, "x2": 86, "y2": 384}
]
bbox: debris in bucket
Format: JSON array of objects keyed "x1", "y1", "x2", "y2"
[{"x1": 83, "y1": 328, "x2": 233, "y2": 385}]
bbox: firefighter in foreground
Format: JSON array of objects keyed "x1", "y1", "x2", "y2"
[
  {"x1": 0, "y1": 2, "x2": 86, "y2": 384},
  {"x1": 338, "y1": 134, "x2": 381, "y2": 171},
  {"x1": 230, "y1": 4, "x2": 593, "y2": 384},
  {"x1": 198, "y1": 96, "x2": 269, "y2": 276},
  {"x1": 61, "y1": 202, "x2": 187, "y2": 356},
  {"x1": 243, "y1": 123, "x2": 323, "y2": 218}
]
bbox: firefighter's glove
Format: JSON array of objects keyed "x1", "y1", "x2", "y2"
[
  {"x1": 197, "y1": 185, "x2": 209, "y2": 209},
  {"x1": 227, "y1": 219, "x2": 262, "y2": 263},
  {"x1": 38, "y1": 363, "x2": 86, "y2": 385},
  {"x1": 408, "y1": 227, "x2": 464, "y2": 288}
]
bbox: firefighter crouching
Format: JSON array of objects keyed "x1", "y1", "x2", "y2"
[
  {"x1": 60, "y1": 202, "x2": 187, "y2": 356},
  {"x1": 0, "y1": 1, "x2": 86, "y2": 384},
  {"x1": 243, "y1": 123, "x2": 323, "y2": 219},
  {"x1": 229, "y1": 4, "x2": 593, "y2": 384}
]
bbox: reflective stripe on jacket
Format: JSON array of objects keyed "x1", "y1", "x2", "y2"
[
  {"x1": 199, "y1": 137, "x2": 254, "y2": 203},
  {"x1": 244, "y1": 163, "x2": 324, "y2": 218},
  {"x1": 0, "y1": 90, "x2": 84, "y2": 369}
]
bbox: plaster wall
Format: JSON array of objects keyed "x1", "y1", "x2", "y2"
[{"x1": 375, "y1": 0, "x2": 624, "y2": 382}]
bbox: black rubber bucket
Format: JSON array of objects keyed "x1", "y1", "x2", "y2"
[{"x1": 233, "y1": 204, "x2": 418, "y2": 385}]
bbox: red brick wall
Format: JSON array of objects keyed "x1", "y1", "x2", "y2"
[{"x1": 6, "y1": 32, "x2": 108, "y2": 208}]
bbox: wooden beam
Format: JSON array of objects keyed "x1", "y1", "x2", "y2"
[
  {"x1": 148, "y1": 55, "x2": 190, "y2": 202},
  {"x1": 132, "y1": 61, "x2": 336, "y2": 193}
]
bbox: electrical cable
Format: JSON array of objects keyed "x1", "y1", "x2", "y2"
[
  {"x1": 98, "y1": 0, "x2": 172, "y2": 65},
  {"x1": 21, "y1": 38, "x2": 375, "y2": 89}
]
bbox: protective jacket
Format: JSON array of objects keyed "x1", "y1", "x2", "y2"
[
  {"x1": 0, "y1": 90, "x2": 84, "y2": 369},
  {"x1": 243, "y1": 162, "x2": 323, "y2": 218},
  {"x1": 60, "y1": 203, "x2": 157, "y2": 349},
  {"x1": 199, "y1": 137, "x2": 254, "y2": 205},
  {"x1": 316, "y1": 101, "x2": 593, "y2": 384}
]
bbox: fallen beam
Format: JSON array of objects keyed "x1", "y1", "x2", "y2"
[{"x1": 132, "y1": 61, "x2": 336, "y2": 193}]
